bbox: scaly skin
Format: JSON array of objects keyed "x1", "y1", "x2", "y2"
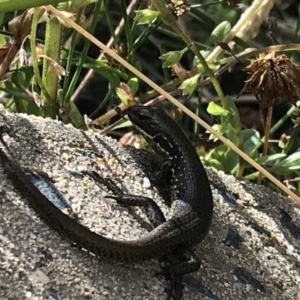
[{"x1": 0, "y1": 106, "x2": 213, "y2": 298}]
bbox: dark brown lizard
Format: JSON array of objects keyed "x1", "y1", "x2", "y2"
[{"x1": 0, "y1": 106, "x2": 213, "y2": 299}]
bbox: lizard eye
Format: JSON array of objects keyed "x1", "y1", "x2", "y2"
[{"x1": 137, "y1": 113, "x2": 151, "y2": 122}]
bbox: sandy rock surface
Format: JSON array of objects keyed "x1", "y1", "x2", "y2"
[{"x1": 0, "y1": 106, "x2": 299, "y2": 300}]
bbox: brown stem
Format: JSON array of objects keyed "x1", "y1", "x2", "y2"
[{"x1": 257, "y1": 106, "x2": 273, "y2": 184}]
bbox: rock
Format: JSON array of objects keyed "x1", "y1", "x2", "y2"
[{"x1": 0, "y1": 105, "x2": 299, "y2": 300}]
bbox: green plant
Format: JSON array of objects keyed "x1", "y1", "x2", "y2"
[{"x1": 1, "y1": 0, "x2": 300, "y2": 203}]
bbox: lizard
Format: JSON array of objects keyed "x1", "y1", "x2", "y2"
[{"x1": 0, "y1": 105, "x2": 213, "y2": 299}]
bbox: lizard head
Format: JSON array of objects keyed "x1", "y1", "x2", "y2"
[{"x1": 126, "y1": 105, "x2": 168, "y2": 137}]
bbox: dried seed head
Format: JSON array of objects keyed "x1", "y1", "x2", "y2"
[
  {"x1": 104, "y1": 43, "x2": 128, "y2": 65},
  {"x1": 239, "y1": 54, "x2": 300, "y2": 108},
  {"x1": 167, "y1": 0, "x2": 190, "y2": 17}
]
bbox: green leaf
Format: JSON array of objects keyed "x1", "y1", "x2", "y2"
[
  {"x1": 222, "y1": 96, "x2": 242, "y2": 146},
  {"x1": 210, "y1": 21, "x2": 231, "y2": 44},
  {"x1": 243, "y1": 172, "x2": 259, "y2": 180},
  {"x1": 206, "y1": 97, "x2": 244, "y2": 173},
  {"x1": 127, "y1": 77, "x2": 139, "y2": 95},
  {"x1": 203, "y1": 158, "x2": 224, "y2": 171},
  {"x1": 84, "y1": 61, "x2": 121, "y2": 87},
  {"x1": 268, "y1": 151, "x2": 300, "y2": 175},
  {"x1": 116, "y1": 82, "x2": 134, "y2": 105},
  {"x1": 83, "y1": 60, "x2": 128, "y2": 83},
  {"x1": 58, "y1": 0, "x2": 103, "y2": 12},
  {"x1": 193, "y1": 50, "x2": 218, "y2": 71},
  {"x1": 195, "y1": 62, "x2": 218, "y2": 73},
  {"x1": 256, "y1": 153, "x2": 287, "y2": 165},
  {"x1": 70, "y1": 102, "x2": 85, "y2": 129},
  {"x1": 273, "y1": 151, "x2": 300, "y2": 168},
  {"x1": 0, "y1": 34, "x2": 4, "y2": 46},
  {"x1": 98, "y1": 69, "x2": 120, "y2": 88},
  {"x1": 159, "y1": 48, "x2": 188, "y2": 68},
  {"x1": 210, "y1": 144, "x2": 238, "y2": 174},
  {"x1": 134, "y1": 9, "x2": 160, "y2": 25},
  {"x1": 242, "y1": 129, "x2": 260, "y2": 155},
  {"x1": 112, "y1": 120, "x2": 133, "y2": 130},
  {"x1": 133, "y1": 60, "x2": 142, "y2": 72},
  {"x1": 246, "y1": 149, "x2": 259, "y2": 163},
  {"x1": 224, "y1": 129, "x2": 260, "y2": 172},
  {"x1": 269, "y1": 165, "x2": 300, "y2": 176},
  {"x1": 200, "y1": 49, "x2": 211, "y2": 59},
  {"x1": 179, "y1": 74, "x2": 200, "y2": 97},
  {"x1": 116, "y1": 90, "x2": 128, "y2": 104},
  {"x1": 207, "y1": 102, "x2": 229, "y2": 116}
]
